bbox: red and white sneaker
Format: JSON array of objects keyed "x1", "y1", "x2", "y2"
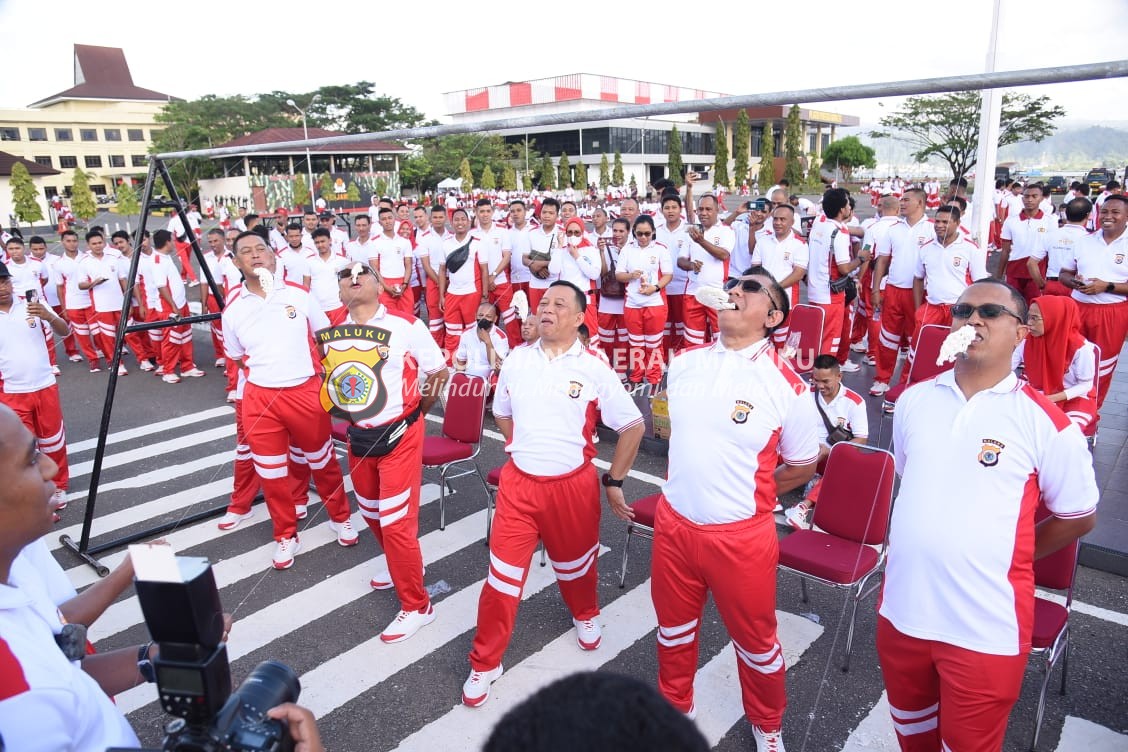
[
  {"x1": 51, "y1": 489, "x2": 68, "y2": 510},
  {"x1": 462, "y1": 665, "x2": 504, "y2": 707},
  {"x1": 380, "y1": 603, "x2": 436, "y2": 643},
  {"x1": 182, "y1": 368, "x2": 206, "y2": 378},
  {"x1": 752, "y1": 725, "x2": 786, "y2": 752},
  {"x1": 217, "y1": 510, "x2": 254, "y2": 531},
  {"x1": 370, "y1": 562, "x2": 425, "y2": 590},
  {"x1": 295, "y1": 504, "x2": 308, "y2": 520},
  {"x1": 573, "y1": 617, "x2": 602, "y2": 650},
  {"x1": 328, "y1": 519, "x2": 358, "y2": 546},
  {"x1": 272, "y1": 535, "x2": 301, "y2": 570}
]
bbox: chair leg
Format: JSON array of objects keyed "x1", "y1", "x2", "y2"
[
  {"x1": 799, "y1": 577, "x2": 809, "y2": 604},
  {"x1": 1059, "y1": 629, "x2": 1071, "y2": 695},
  {"x1": 439, "y1": 466, "x2": 448, "y2": 531},
  {"x1": 1030, "y1": 661, "x2": 1052, "y2": 751},
  {"x1": 539, "y1": 540, "x2": 547, "y2": 567},
  {"x1": 484, "y1": 489, "x2": 494, "y2": 547},
  {"x1": 842, "y1": 588, "x2": 862, "y2": 673},
  {"x1": 619, "y1": 527, "x2": 633, "y2": 589}
]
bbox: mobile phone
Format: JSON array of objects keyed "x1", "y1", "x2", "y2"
[
  {"x1": 751, "y1": 198, "x2": 770, "y2": 212},
  {"x1": 25, "y1": 289, "x2": 38, "y2": 304}
]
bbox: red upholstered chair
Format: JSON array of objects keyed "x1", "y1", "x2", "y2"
[
  {"x1": 876, "y1": 324, "x2": 952, "y2": 444},
  {"x1": 1027, "y1": 512, "x2": 1080, "y2": 750},
  {"x1": 618, "y1": 493, "x2": 661, "y2": 588},
  {"x1": 422, "y1": 373, "x2": 489, "y2": 530},
  {"x1": 784, "y1": 303, "x2": 824, "y2": 377},
  {"x1": 777, "y1": 442, "x2": 896, "y2": 671}
]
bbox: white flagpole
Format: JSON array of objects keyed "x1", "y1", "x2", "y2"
[{"x1": 973, "y1": 0, "x2": 1005, "y2": 253}]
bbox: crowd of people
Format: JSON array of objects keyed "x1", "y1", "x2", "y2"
[{"x1": 0, "y1": 167, "x2": 1119, "y2": 751}]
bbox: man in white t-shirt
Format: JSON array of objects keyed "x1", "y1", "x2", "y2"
[
  {"x1": 523, "y1": 198, "x2": 567, "y2": 314},
  {"x1": 278, "y1": 225, "x2": 313, "y2": 289},
  {"x1": 878, "y1": 279, "x2": 1097, "y2": 752},
  {"x1": 150, "y1": 230, "x2": 205, "y2": 384},
  {"x1": 1028, "y1": 196, "x2": 1091, "y2": 298},
  {"x1": 808, "y1": 190, "x2": 869, "y2": 371},
  {"x1": 475, "y1": 198, "x2": 515, "y2": 341},
  {"x1": 438, "y1": 208, "x2": 488, "y2": 358},
  {"x1": 418, "y1": 206, "x2": 451, "y2": 346},
  {"x1": 306, "y1": 228, "x2": 350, "y2": 324},
  {"x1": 912, "y1": 206, "x2": 988, "y2": 339},
  {"x1": 679, "y1": 194, "x2": 735, "y2": 346},
  {"x1": 362, "y1": 207, "x2": 414, "y2": 318},
  {"x1": 77, "y1": 231, "x2": 132, "y2": 375},
  {"x1": 997, "y1": 183, "x2": 1056, "y2": 304},
  {"x1": 4, "y1": 237, "x2": 57, "y2": 374},
  {"x1": 656, "y1": 193, "x2": 692, "y2": 354}
]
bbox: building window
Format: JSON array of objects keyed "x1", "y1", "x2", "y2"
[
  {"x1": 109, "y1": 155, "x2": 125, "y2": 168},
  {"x1": 131, "y1": 155, "x2": 148, "y2": 167},
  {"x1": 149, "y1": 129, "x2": 162, "y2": 141},
  {"x1": 44, "y1": 187, "x2": 59, "y2": 199},
  {"x1": 0, "y1": 127, "x2": 20, "y2": 141},
  {"x1": 34, "y1": 156, "x2": 52, "y2": 167},
  {"x1": 84, "y1": 155, "x2": 103, "y2": 168},
  {"x1": 80, "y1": 129, "x2": 98, "y2": 142},
  {"x1": 105, "y1": 128, "x2": 122, "y2": 141},
  {"x1": 90, "y1": 184, "x2": 107, "y2": 196},
  {"x1": 127, "y1": 129, "x2": 145, "y2": 141},
  {"x1": 59, "y1": 156, "x2": 78, "y2": 168},
  {"x1": 28, "y1": 128, "x2": 47, "y2": 141},
  {"x1": 55, "y1": 128, "x2": 73, "y2": 141}
]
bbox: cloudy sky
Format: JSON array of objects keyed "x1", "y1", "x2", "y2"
[{"x1": 1, "y1": 0, "x2": 1126, "y2": 130}]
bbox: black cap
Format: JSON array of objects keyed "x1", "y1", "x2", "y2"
[
  {"x1": 318, "y1": 211, "x2": 334, "y2": 220},
  {"x1": 0, "y1": 261, "x2": 10, "y2": 279}
]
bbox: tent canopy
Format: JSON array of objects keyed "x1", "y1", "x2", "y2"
[{"x1": 437, "y1": 177, "x2": 462, "y2": 189}]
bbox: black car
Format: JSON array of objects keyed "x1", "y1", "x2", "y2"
[{"x1": 1046, "y1": 176, "x2": 1067, "y2": 194}]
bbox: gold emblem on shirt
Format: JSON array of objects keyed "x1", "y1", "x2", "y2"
[
  {"x1": 567, "y1": 380, "x2": 583, "y2": 399},
  {"x1": 978, "y1": 439, "x2": 1005, "y2": 468},
  {"x1": 284, "y1": 305, "x2": 297, "y2": 319},
  {"x1": 731, "y1": 399, "x2": 753, "y2": 424}
]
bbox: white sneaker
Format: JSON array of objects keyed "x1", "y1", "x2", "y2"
[
  {"x1": 214, "y1": 357, "x2": 225, "y2": 368},
  {"x1": 89, "y1": 366, "x2": 102, "y2": 374},
  {"x1": 868, "y1": 380, "x2": 889, "y2": 396},
  {"x1": 188, "y1": 280, "x2": 200, "y2": 288},
  {"x1": 380, "y1": 603, "x2": 436, "y2": 643},
  {"x1": 573, "y1": 617, "x2": 602, "y2": 650},
  {"x1": 139, "y1": 360, "x2": 155, "y2": 372},
  {"x1": 462, "y1": 665, "x2": 504, "y2": 707},
  {"x1": 295, "y1": 504, "x2": 308, "y2": 520},
  {"x1": 591, "y1": 431, "x2": 600, "y2": 444},
  {"x1": 51, "y1": 365, "x2": 61, "y2": 375},
  {"x1": 850, "y1": 340, "x2": 868, "y2": 353},
  {"x1": 863, "y1": 355, "x2": 876, "y2": 366},
  {"x1": 226, "y1": 390, "x2": 237, "y2": 403},
  {"x1": 272, "y1": 535, "x2": 301, "y2": 570},
  {"x1": 784, "y1": 503, "x2": 811, "y2": 531},
  {"x1": 217, "y1": 510, "x2": 254, "y2": 531},
  {"x1": 685, "y1": 703, "x2": 697, "y2": 721},
  {"x1": 328, "y1": 518, "x2": 359, "y2": 546},
  {"x1": 52, "y1": 489, "x2": 68, "y2": 510},
  {"x1": 162, "y1": 373, "x2": 181, "y2": 384},
  {"x1": 772, "y1": 500, "x2": 784, "y2": 513},
  {"x1": 117, "y1": 364, "x2": 128, "y2": 376},
  {"x1": 68, "y1": 354, "x2": 84, "y2": 362},
  {"x1": 839, "y1": 360, "x2": 860, "y2": 373},
  {"x1": 370, "y1": 562, "x2": 426, "y2": 590},
  {"x1": 182, "y1": 368, "x2": 206, "y2": 378},
  {"x1": 752, "y1": 725, "x2": 786, "y2": 752}
]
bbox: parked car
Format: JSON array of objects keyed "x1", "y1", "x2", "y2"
[
  {"x1": 1085, "y1": 168, "x2": 1115, "y2": 192},
  {"x1": 1046, "y1": 176, "x2": 1067, "y2": 195}
]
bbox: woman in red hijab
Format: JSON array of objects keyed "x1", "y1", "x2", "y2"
[
  {"x1": 1013, "y1": 295, "x2": 1098, "y2": 435},
  {"x1": 556, "y1": 215, "x2": 604, "y2": 348}
]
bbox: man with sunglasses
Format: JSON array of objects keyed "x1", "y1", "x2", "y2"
[
  {"x1": 654, "y1": 267, "x2": 820, "y2": 752},
  {"x1": 878, "y1": 279, "x2": 1097, "y2": 752}
]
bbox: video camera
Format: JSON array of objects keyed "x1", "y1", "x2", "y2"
[{"x1": 111, "y1": 555, "x2": 300, "y2": 752}]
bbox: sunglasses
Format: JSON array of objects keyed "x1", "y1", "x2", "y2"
[
  {"x1": 337, "y1": 265, "x2": 374, "y2": 280},
  {"x1": 723, "y1": 277, "x2": 780, "y2": 309},
  {"x1": 634, "y1": 231, "x2": 653, "y2": 238},
  {"x1": 565, "y1": 230, "x2": 584, "y2": 237},
  {"x1": 949, "y1": 303, "x2": 1025, "y2": 322}
]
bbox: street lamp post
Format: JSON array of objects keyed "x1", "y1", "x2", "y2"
[{"x1": 286, "y1": 95, "x2": 320, "y2": 211}]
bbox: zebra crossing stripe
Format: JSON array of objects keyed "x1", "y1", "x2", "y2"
[
  {"x1": 68, "y1": 425, "x2": 236, "y2": 478},
  {"x1": 66, "y1": 406, "x2": 234, "y2": 454},
  {"x1": 67, "y1": 450, "x2": 234, "y2": 498}
]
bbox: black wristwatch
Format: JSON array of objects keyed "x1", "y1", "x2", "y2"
[
  {"x1": 137, "y1": 641, "x2": 156, "y2": 683},
  {"x1": 601, "y1": 472, "x2": 624, "y2": 488},
  {"x1": 1106, "y1": 282, "x2": 1116, "y2": 294}
]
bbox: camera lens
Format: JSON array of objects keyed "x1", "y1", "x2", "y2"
[{"x1": 233, "y1": 660, "x2": 301, "y2": 715}]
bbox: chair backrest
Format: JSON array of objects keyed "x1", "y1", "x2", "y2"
[
  {"x1": 443, "y1": 372, "x2": 488, "y2": 444},
  {"x1": 811, "y1": 443, "x2": 897, "y2": 545},
  {"x1": 787, "y1": 304, "x2": 824, "y2": 375},
  {"x1": 906, "y1": 324, "x2": 953, "y2": 384},
  {"x1": 1033, "y1": 503, "x2": 1081, "y2": 593}
]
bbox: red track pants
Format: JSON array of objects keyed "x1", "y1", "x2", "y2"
[
  {"x1": 225, "y1": 398, "x2": 262, "y2": 514},
  {"x1": 1077, "y1": 300, "x2": 1128, "y2": 421},
  {"x1": 0, "y1": 386, "x2": 69, "y2": 491},
  {"x1": 665, "y1": 292, "x2": 686, "y2": 354},
  {"x1": 876, "y1": 286, "x2": 916, "y2": 384},
  {"x1": 66, "y1": 306, "x2": 100, "y2": 365},
  {"x1": 682, "y1": 295, "x2": 719, "y2": 346},
  {"x1": 624, "y1": 305, "x2": 667, "y2": 384}
]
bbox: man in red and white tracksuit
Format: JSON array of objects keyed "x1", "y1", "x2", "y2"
[
  {"x1": 77, "y1": 231, "x2": 132, "y2": 375},
  {"x1": 475, "y1": 198, "x2": 516, "y2": 341},
  {"x1": 751, "y1": 204, "x2": 809, "y2": 348},
  {"x1": 808, "y1": 190, "x2": 870, "y2": 371},
  {"x1": 679, "y1": 195, "x2": 734, "y2": 346},
  {"x1": 150, "y1": 231, "x2": 205, "y2": 384},
  {"x1": 438, "y1": 209, "x2": 489, "y2": 359},
  {"x1": 853, "y1": 197, "x2": 901, "y2": 364},
  {"x1": 0, "y1": 261, "x2": 71, "y2": 511},
  {"x1": 871, "y1": 189, "x2": 934, "y2": 395},
  {"x1": 506, "y1": 200, "x2": 536, "y2": 344},
  {"x1": 416, "y1": 206, "x2": 450, "y2": 346},
  {"x1": 1028, "y1": 197, "x2": 1091, "y2": 298},
  {"x1": 303, "y1": 228, "x2": 350, "y2": 325},
  {"x1": 464, "y1": 280, "x2": 644, "y2": 708},
  {"x1": 654, "y1": 269, "x2": 819, "y2": 751},
  {"x1": 220, "y1": 230, "x2": 358, "y2": 569},
  {"x1": 656, "y1": 194, "x2": 692, "y2": 354},
  {"x1": 323, "y1": 264, "x2": 449, "y2": 642},
  {"x1": 997, "y1": 183, "x2": 1056, "y2": 305},
  {"x1": 108, "y1": 232, "x2": 158, "y2": 371},
  {"x1": 523, "y1": 198, "x2": 566, "y2": 315},
  {"x1": 28, "y1": 235, "x2": 72, "y2": 365},
  {"x1": 879, "y1": 280, "x2": 1097, "y2": 752},
  {"x1": 199, "y1": 229, "x2": 231, "y2": 367},
  {"x1": 3, "y1": 238, "x2": 55, "y2": 370},
  {"x1": 54, "y1": 231, "x2": 101, "y2": 370},
  {"x1": 1059, "y1": 194, "x2": 1128, "y2": 430},
  {"x1": 360, "y1": 207, "x2": 415, "y2": 318}
]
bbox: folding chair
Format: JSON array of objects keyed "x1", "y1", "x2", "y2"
[
  {"x1": 485, "y1": 463, "x2": 546, "y2": 565},
  {"x1": 785, "y1": 303, "x2": 824, "y2": 377},
  {"x1": 422, "y1": 373, "x2": 489, "y2": 530},
  {"x1": 1027, "y1": 516, "x2": 1080, "y2": 751},
  {"x1": 618, "y1": 493, "x2": 661, "y2": 588},
  {"x1": 776, "y1": 442, "x2": 896, "y2": 671},
  {"x1": 876, "y1": 324, "x2": 951, "y2": 445}
]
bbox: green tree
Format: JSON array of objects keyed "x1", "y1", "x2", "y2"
[
  {"x1": 598, "y1": 153, "x2": 610, "y2": 191},
  {"x1": 293, "y1": 173, "x2": 311, "y2": 208},
  {"x1": 733, "y1": 109, "x2": 751, "y2": 187},
  {"x1": 406, "y1": 134, "x2": 529, "y2": 193},
  {"x1": 783, "y1": 105, "x2": 805, "y2": 187},
  {"x1": 9, "y1": 162, "x2": 44, "y2": 226},
  {"x1": 806, "y1": 157, "x2": 823, "y2": 188},
  {"x1": 459, "y1": 157, "x2": 474, "y2": 192},
  {"x1": 115, "y1": 179, "x2": 140, "y2": 216},
  {"x1": 481, "y1": 164, "x2": 496, "y2": 191},
  {"x1": 612, "y1": 151, "x2": 624, "y2": 186},
  {"x1": 501, "y1": 164, "x2": 517, "y2": 191},
  {"x1": 258, "y1": 82, "x2": 436, "y2": 135},
  {"x1": 70, "y1": 169, "x2": 98, "y2": 221},
  {"x1": 557, "y1": 152, "x2": 571, "y2": 188},
  {"x1": 871, "y1": 91, "x2": 1065, "y2": 181},
  {"x1": 539, "y1": 153, "x2": 555, "y2": 189},
  {"x1": 318, "y1": 171, "x2": 335, "y2": 203},
  {"x1": 713, "y1": 122, "x2": 729, "y2": 189},
  {"x1": 346, "y1": 181, "x2": 361, "y2": 203},
  {"x1": 399, "y1": 152, "x2": 433, "y2": 193},
  {"x1": 758, "y1": 123, "x2": 776, "y2": 189},
  {"x1": 819, "y1": 137, "x2": 876, "y2": 183},
  {"x1": 574, "y1": 161, "x2": 588, "y2": 191},
  {"x1": 667, "y1": 125, "x2": 684, "y2": 187}
]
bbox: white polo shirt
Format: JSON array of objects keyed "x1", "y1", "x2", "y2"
[
  {"x1": 657, "y1": 220, "x2": 692, "y2": 295},
  {"x1": 663, "y1": 338, "x2": 821, "y2": 524},
  {"x1": 275, "y1": 247, "x2": 311, "y2": 287},
  {"x1": 507, "y1": 223, "x2": 534, "y2": 284},
  {"x1": 861, "y1": 215, "x2": 899, "y2": 259},
  {"x1": 135, "y1": 252, "x2": 163, "y2": 309},
  {"x1": 751, "y1": 228, "x2": 809, "y2": 287},
  {"x1": 475, "y1": 224, "x2": 511, "y2": 285},
  {"x1": 875, "y1": 215, "x2": 934, "y2": 291},
  {"x1": 679, "y1": 223, "x2": 735, "y2": 295},
  {"x1": 304, "y1": 250, "x2": 350, "y2": 312},
  {"x1": 1061, "y1": 229, "x2": 1128, "y2": 305},
  {"x1": 814, "y1": 384, "x2": 868, "y2": 447},
  {"x1": 6, "y1": 258, "x2": 48, "y2": 301},
  {"x1": 494, "y1": 338, "x2": 643, "y2": 476},
  {"x1": 1030, "y1": 223, "x2": 1087, "y2": 278},
  {"x1": 33, "y1": 254, "x2": 61, "y2": 307},
  {"x1": 222, "y1": 281, "x2": 329, "y2": 388},
  {"x1": 526, "y1": 225, "x2": 566, "y2": 291},
  {"x1": 152, "y1": 251, "x2": 188, "y2": 309},
  {"x1": 438, "y1": 234, "x2": 483, "y2": 296},
  {"x1": 218, "y1": 254, "x2": 243, "y2": 295},
  {"x1": 54, "y1": 254, "x2": 89, "y2": 311},
  {"x1": 345, "y1": 236, "x2": 379, "y2": 268},
  {"x1": 368, "y1": 233, "x2": 414, "y2": 281},
  {"x1": 323, "y1": 306, "x2": 446, "y2": 428},
  {"x1": 455, "y1": 324, "x2": 511, "y2": 380},
  {"x1": 79, "y1": 250, "x2": 126, "y2": 313},
  {"x1": 1000, "y1": 210, "x2": 1055, "y2": 262},
  {"x1": 882, "y1": 370, "x2": 1098, "y2": 655},
  {"x1": 914, "y1": 237, "x2": 988, "y2": 305},
  {"x1": 0, "y1": 300, "x2": 55, "y2": 393},
  {"x1": 806, "y1": 215, "x2": 852, "y2": 305},
  {"x1": 619, "y1": 241, "x2": 672, "y2": 309}
]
